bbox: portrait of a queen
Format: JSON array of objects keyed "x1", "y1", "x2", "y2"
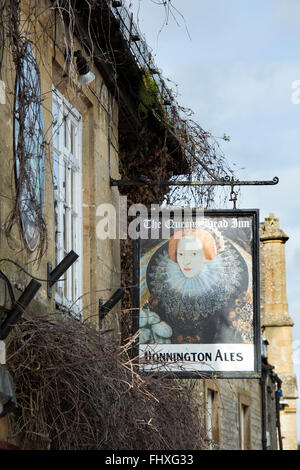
[{"x1": 139, "y1": 225, "x2": 253, "y2": 345}]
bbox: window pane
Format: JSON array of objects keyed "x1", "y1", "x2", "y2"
[
  {"x1": 207, "y1": 390, "x2": 213, "y2": 441},
  {"x1": 53, "y1": 151, "x2": 59, "y2": 197},
  {"x1": 71, "y1": 213, "x2": 74, "y2": 248},
  {"x1": 14, "y1": 42, "x2": 45, "y2": 252},
  {"x1": 73, "y1": 261, "x2": 78, "y2": 302},
  {"x1": 63, "y1": 207, "x2": 67, "y2": 252},
  {"x1": 63, "y1": 115, "x2": 68, "y2": 148},
  {"x1": 73, "y1": 212, "x2": 77, "y2": 248},
  {"x1": 71, "y1": 122, "x2": 75, "y2": 154},
  {"x1": 69, "y1": 258, "x2": 73, "y2": 302},
  {"x1": 53, "y1": 89, "x2": 81, "y2": 316},
  {"x1": 72, "y1": 262, "x2": 76, "y2": 301},
  {"x1": 53, "y1": 100, "x2": 59, "y2": 148},
  {"x1": 62, "y1": 160, "x2": 66, "y2": 202},
  {"x1": 54, "y1": 200, "x2": 59, "y2": 264},
  {"x1": 64, "y1": 266, "x2": 67, "y2": 300},
  {"x1": 66, "y1": 166, "x2": 71, "y2": 207},
  {"x1": 71, "y1": 168, "x2": 75, "y2": 208}
]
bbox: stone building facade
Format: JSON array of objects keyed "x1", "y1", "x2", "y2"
[
  {"x1": 0, "y1": 0, "x2": 123, "y2": 444},
  {"x1": 0, "y1": 2, "x2": 122, "y2": 327}
]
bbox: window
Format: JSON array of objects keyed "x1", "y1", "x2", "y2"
[
  {"x1": 52, "y1": 88, "x2": 82, "y2": 317},
  {"x1": 238, "y1": 394, "x2": 251, "y2": 450},
  {"x1": 14, "y1": 42, "x2": 45, "y2": 251},
  {"x1": 206, "y1": 386, "x2": 220, "y2": 448}
]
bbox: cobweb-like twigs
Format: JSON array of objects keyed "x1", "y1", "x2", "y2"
[
  {"x1": 7, "y1": 312, "x2": 209, "y2": 450},
  {"x1": 2, "y1": 0, "x2": 47, "y2": 259}
]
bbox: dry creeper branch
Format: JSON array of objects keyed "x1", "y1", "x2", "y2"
[{"x1": 7, "y1": 312, "x2": 209, "y2": 450}]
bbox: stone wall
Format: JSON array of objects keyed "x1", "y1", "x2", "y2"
[{"x1": 201, "y1": 378, "x2": 263, "y2": 450}]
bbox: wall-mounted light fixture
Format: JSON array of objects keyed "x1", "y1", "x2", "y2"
[{"x1": 74, "y1": 50, "x2": 95, "y2": 84}]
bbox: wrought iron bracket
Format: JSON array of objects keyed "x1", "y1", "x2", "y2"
[
  {"x1": 0, "y1": 279, "x2": 41, "y2": 341},
  {"x1": 47, "y1": 250, "x2": 79, "y2": 299},
  {"x1": 0, "y1": 251, "x2": 79, "y2": 340},
  {"x1": 99, "y1": 288, "x2": 124, "y2": 328},
  {"x1": 110, "y1": 176, "x2": 279, "y2": 209},
  {"x1": 110, "y1": 176, "x2": 279, "y2": 188}
]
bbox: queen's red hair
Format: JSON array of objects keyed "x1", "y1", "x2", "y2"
[{"x1": 168, "y1": 229, "x2": 217, "y2": 263}]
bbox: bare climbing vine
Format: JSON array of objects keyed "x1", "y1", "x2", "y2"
[{"x1": 6, "y1": 312, "x2": 209, "y2": 450}]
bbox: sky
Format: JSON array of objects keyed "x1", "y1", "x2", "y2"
[{"x1": 126, "y1": 0, "x2": 300, "y2": 441}]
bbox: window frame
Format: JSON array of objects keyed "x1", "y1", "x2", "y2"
[
  {"x1": 52, "y1": 87, "x2": 83, "y2": 318},
  {"x1": 14, "y1": 41, "x2": 45, "y2": 252},
  {"x1": 205, "y1": 381, "x2": 220, "y2": 449},
  {"x1": 238, "y1": 392, "x2": 251, "y2": 450}
]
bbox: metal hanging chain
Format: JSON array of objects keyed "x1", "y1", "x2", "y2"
[{"x1": 229, "y1": 184, "x2": 238, "y2": 210}]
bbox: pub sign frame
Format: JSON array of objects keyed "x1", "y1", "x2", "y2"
[{"x1": 132, "y1": 209, "x2": 261, "y2": 379}]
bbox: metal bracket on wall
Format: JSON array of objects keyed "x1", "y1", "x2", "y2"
[
  {"x1": 47, "y1": 250, "x2": 79, "y2": 299},
  {"x1": 99, "y1": 288, "x2": 125, "y2": 329},
  {"x1": 0, "y1": 279, "x2": 41, "y2": 341},
  {"x1": 0, "y1": 251, "x2": 79, "y2": 340}
]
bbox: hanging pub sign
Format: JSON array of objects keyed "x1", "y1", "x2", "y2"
[{"x1": 133, "y1": 209, "x2": 261, "y2": 378}]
